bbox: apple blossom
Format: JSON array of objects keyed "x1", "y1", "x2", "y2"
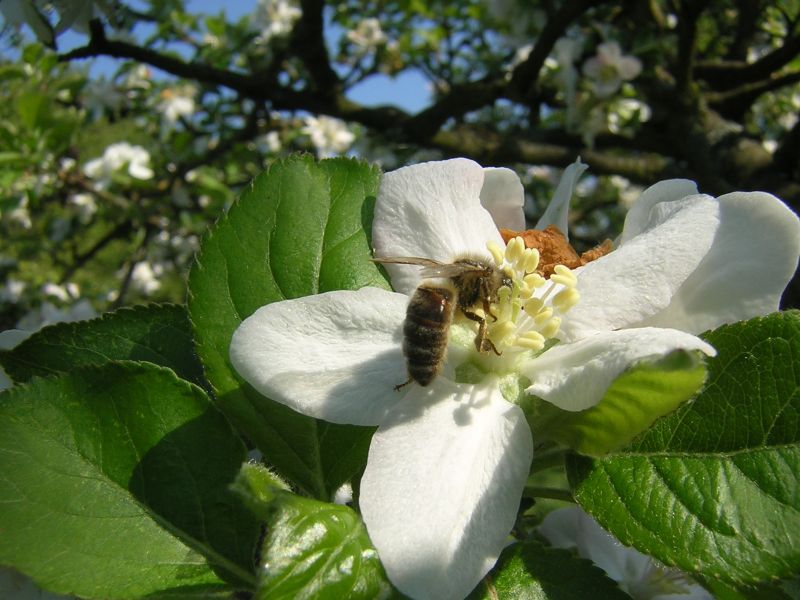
[
  {"x1": 83, "y1": 142, "x2": 154, "y2": 188},
  {"x1": 540, "y1": 507, "x2": 713, "y2": 599},
  {"x1": 230, "y1": 158, "x2": 799, "y2": 599},
  {"x1": 583, "y1": 41, "x2": 642, "y2": 98},
  {"x1": 301, "y1": 116, "x2": 356, "y2": 157}
]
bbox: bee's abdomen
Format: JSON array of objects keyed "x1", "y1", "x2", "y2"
[{"x1": 404, "y1": 286, "x2": 456, "y2": 386}]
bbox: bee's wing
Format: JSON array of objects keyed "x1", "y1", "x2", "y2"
[{"x1": 373, "y1": 256, "x2": 484, "y2": 278}]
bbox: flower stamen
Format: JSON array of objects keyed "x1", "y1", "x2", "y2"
[{"x1": 483, "y1": 236, "x2": 580, "y2": 355}]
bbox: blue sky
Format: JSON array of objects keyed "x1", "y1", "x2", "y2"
[{"x1": 29, "y1": 0, "x2": 432, "y2": 114}]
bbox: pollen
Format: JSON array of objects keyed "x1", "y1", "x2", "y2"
[{"x1": 484, "y1": 236, "x2": 580, "y2": 355}]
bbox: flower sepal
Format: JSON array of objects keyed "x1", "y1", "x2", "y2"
[
  {"x1": 528, "y1": 348, "x2": 708, "y2": 457},
  {"x1": 231, "y1": 463, "x2": 395, "y2": 598}
]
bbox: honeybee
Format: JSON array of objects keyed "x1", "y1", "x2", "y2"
[{"x1": 374, "y1": 256, "x2": 512, "y2": 389}]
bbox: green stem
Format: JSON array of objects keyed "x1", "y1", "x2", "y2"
[
  {"x1": 529, "y1": 448, "x2": 568, "y2": 474},
  {"x1": 524, "y1": 486, "x2": 574, "y2": 503}
]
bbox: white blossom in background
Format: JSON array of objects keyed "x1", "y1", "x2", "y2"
[
  {"x1": 346, "y1": 18, "x2": 388, "y2": 53},
  {"x1": 42, "y1": 282, "x2": 80, "y2": 303},
  {"x1": 546, "y1": 37, "x2": 583, "y2": 128},
  {"x1": 583, "y1": 41, "x2": 642, "y2": 98},
  {"x1": 83, "y1": 142, "x2": 154, "y2": 188},
  {"x1": 254, "y1": 130, "x2": 282, "y2": 154},
  {"x1": 7, "y1": 197, "x2": 32, "y2": 230},
  {"x1": 252, "y1": 0, "x2": 302, "y2": 43},
  {"x1": 68, "y1": 192, "x2": 98, "y2": 223},
  {"x1": 124, "y1": 64, "x2": 152, "y2": 91},
  {"x1": 0, "y1": 279, "x2": 26, "y2": 304},
  {"x1": 608, "y1": 98, "x2": 652, "y2": 134},
  {"x1": 301, "y1": 116, "x2": 355, "y2": 157},
  {"x1": 540, "y1": 507, "x2": 713, "y2": 600},
  {"x1": 130, "y1": 261, "x2": 164, "y2": 296},
  {"x1": 14, "y1": 300, "x2": 97, "y2": 335},
  {"x1": 608, "y1": 175, "x2": 645, "y2": 209},
  {"x1": 82, "y1": 77, "x2": 125, "y2": 119},
  {"x1": 157, "y1": 86, "x2": 197, "y2": 129}
]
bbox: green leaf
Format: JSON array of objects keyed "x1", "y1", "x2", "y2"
[
  {"x1": 0, "y1": 362, "x2": 258, "y2": 598},
  {"x1": 188, "y1": 155, "x2": 387, "y2": 499},
  {"x1": 567, "y1": 312, "x2": 800, "y2": 585},
  {"x1": 232, "y1": 462, "x2": 394, "y2": 600},
  {"x1": 535, "y1": 350, "x2": 707, "y2": 456},
  {"x1": 0, "y1": 304, "x2": 208, "y2": 391},
  {"x1": 469, "y1": 540, "x2": 630, "y2": 600}
]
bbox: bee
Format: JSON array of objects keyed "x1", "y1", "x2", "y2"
[{"x1": 374, "y1": 256, "x2": 513, "y2": 389}]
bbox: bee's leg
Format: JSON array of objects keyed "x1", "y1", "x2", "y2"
[
  {"x1": 463, "y1": 310, "x2": 502, "y2": 356},
  {"x1": 394, "y1": 379, "x2": 412, "y2": 391},
  {"x1": 482, "y1": 287, "x2": 498, "y2": 322}
]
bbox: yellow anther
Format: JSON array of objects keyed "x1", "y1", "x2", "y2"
[
  {"x1": 506, "y1": 236, "x2": 524, "y2": 263},
  {"x1": 554, "y1": 288, "x2": 580, "y2": 312},
  {"x1": 550, "y1": 265, "x2": 577, "y2": 288},
  {"x1": 523, "y1": 297, "x2": 544, "y2": 317},
  {"x1": 516, "y1": 331, "x2": 545, "y2": 350},
  {"x1": 549, "y1": 272, "x2": 576, "y2": 289},
  {"x1": 487, "y1": 240, "x2": 505, "y2": 266},
  {"x1": 534, "y1": 306, "x2": 554, "y2": 325},
  {"x1": 524, "y1": 248, "x2": 540, "y2": 274},
  {"x1": 524, "y1": 273, "x2": 545, "y2": 289},
  {"x1": 489, "y1": 320, "x2": 516, "y2": 344},
  {"x1": 539, "y1": 316, "x2": 562, "y2": 339},
  {"x1": 497, "y1": 285, "x2": 512, "y2": 303}
]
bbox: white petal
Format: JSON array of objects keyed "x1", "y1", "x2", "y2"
[
  {"x1": 560, "y1": 195, "x2": 719, "y2": 339},
  {"x1": 534, "y1": 158, "x2": 588, "y2": 237},
  {"x1": 229, "y1": 287, "x2": 409, "y2": 426},
  {"x1": 479, "y1": 167, "x2": 525, "y2": 231},
  {"x1": 640, "y1": 191, "x2": 800, "y2": 333},
  {"x1": 539, "y1": 507, "x2": 637, "y2": 583},
  {"x1": 372, "y1": 159, "x2": 504, "y2": 295},
  {"x1": 522, "y1": 327, "x2": 715, "y2": 411},
  {"x1": 619, "y1": 179, "x2": 698, "y2": 244},
  {"x1": 360, "y1": 379, "x2": 533, "y2": 600}
]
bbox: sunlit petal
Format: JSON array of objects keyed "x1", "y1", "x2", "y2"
[
  {"x1": 559, "y1": 195, "x2": 719, "y2": 340},
  {"x1": 372, "y1": 158, "x2": 503, "y2": 295},
  {"x1": 479, "y1": 167, "x2": 525, "y2": 231},
  {"x1": 522, "y1": 327, "x2": 715, "y2": 411},
  {"x1": 360, "y1": 379, "x2": 533, "y2": 600},
  {"x1": 230, "y1": 287, "x2": 408, "y2": 426},
  {"x1": 640, "y1": 191, "x2": 800, "y2": 333}
]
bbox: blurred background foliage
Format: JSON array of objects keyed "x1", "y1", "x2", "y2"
[{"x1": 1, "y1": 0, "x2": 798, "y2": 333}]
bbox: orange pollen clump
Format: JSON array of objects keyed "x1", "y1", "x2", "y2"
[{"x1": 499, "y1": 225, "x2": 613, "y2": 277}]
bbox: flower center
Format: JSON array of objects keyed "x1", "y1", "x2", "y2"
[{"x1": 482, "y1": 235, "x2": 580, "y2": 356}]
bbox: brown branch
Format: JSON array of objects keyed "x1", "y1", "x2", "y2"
[
  {"x1": 509, "y1": 0, "x2": 602, "y2": 101},
  {"x1": 705, "y1": 70, "x2": 800, "y2": 117},
  {"x1": 695, "y1": 35, "x2": 800, "y2": 87},
  {"x1": 292, "y1": 0, "x2": 340, "y2": 97}
]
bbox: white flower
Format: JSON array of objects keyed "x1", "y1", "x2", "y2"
[
  {"x1": 7, "y1": 197, "x2": 32, "y2": 230},
  {"x1": 68, "y1": 192, "x2": 98, "y2": 223},
  {"x1": 583, "y1": 41, "x2": 642, "y2": 98},
  {"x1": 230, "y1": 159, "x2": 800, "y2": 599},
  {"x1": 346, "y1": 18, "x2": 387, "y2": 52},
  {"x1": 540, "y1": 507, "x2": 713, "y2": 599},
  {"x1": 550, "y1": 37, "x2": 583, "y2": 127},
  {"x1": 83, "y1": 142, "x2": 154, "y2": 187},
  {"x1": 42, "y1": 282, "x2": 79, "y2": 302},
  {"x1": 82, "y1": 77, "x2": 125, "y2": 119},
  {"x1": 130, "y1": 261, "x2": 163, "y2": 295},
  {"x1": 0, "y1": 279, "x2": 25, "y2": 304},
  {"x1": 301, "y1": 116, "x2": 355, "y2": 157},
  {"x1": 157, "y1": 87, "x2": 196, "y2": 126},
  {"x1": 252, "y1": 0, "x2": 301, "y2": 43}
]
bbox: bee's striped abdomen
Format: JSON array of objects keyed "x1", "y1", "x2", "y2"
[{"x1": 403, "y1": 285, "x2": 456, "y2": 386}]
